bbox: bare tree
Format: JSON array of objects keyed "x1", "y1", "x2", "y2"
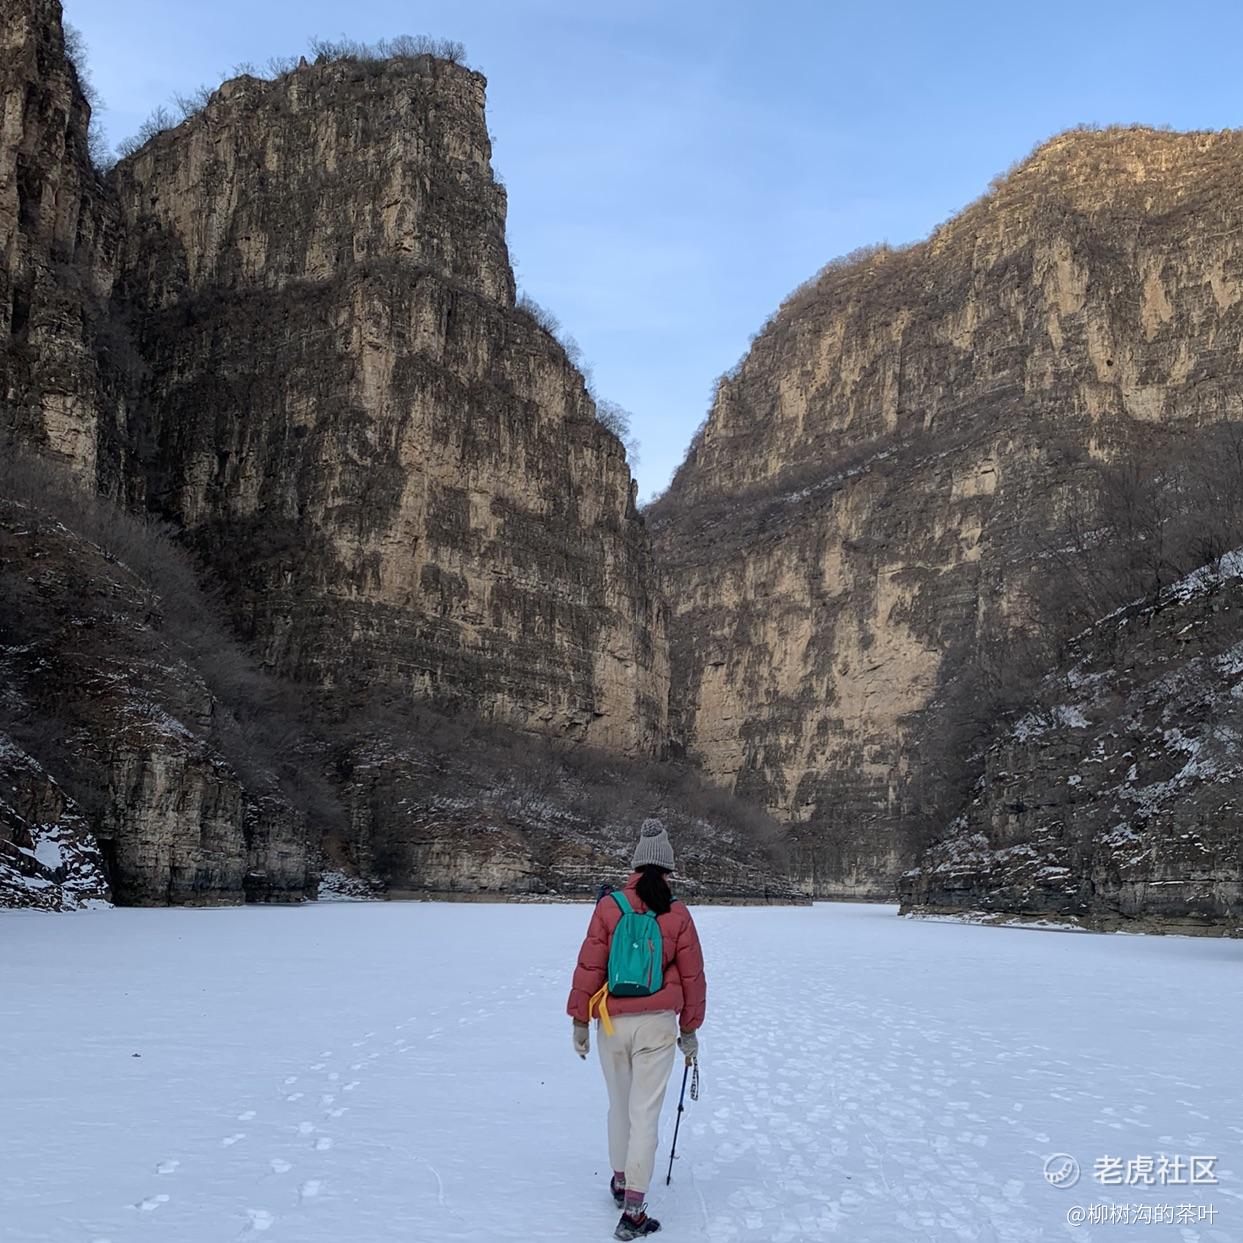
[
  {"x1": 515, "y1": 293, "x2": 585, "y2": 364},
  {"x1": 173, "y1": 86, "x2": 213, "y2": 120},
  {"x1": 515, "y1": 293, "x2": 561, "y2": 336},
  {"x1": 595, "y1": 399, "x2": 642, "y2": 465},
  {"x1": 116, "y1": 105, "x2": 176, "y2": 158},
  {"x1": 308, "y1": 34, "x2": 467, "y2": 66},
  {"x1": 595, "y1": 399, "x2": 630, "y2": 439}
]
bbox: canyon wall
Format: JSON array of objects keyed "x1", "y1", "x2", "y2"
[
  {"x1": 0, "y1": 0, "x2": 116, "y2": 477},
  {"x1": 3, "y1": 0, "x2": 792, "y2": 907},
  {"x1": 19, "y1": 0, "x2": 1240, "y2": 916},
  {"x1": 651, "y1": 127, "x2": 1243, "y2": 896},
  {"x1": 105, "y1": 57, "x2": 667, "y2": 756},
  {"x1": 1, "y1": 1, "x2": 316, "y2": 906}
]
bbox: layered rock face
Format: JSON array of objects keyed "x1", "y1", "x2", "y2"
[
  {"x1": 900, "y1": 556, "x2": 1243, "y2": 932},
  {"x1": 107, "y1": 59, "x2": 667, "y2": 755},
  {"x1": 651, "y1": 128, "x2": 1243, "y2": 896},
  {"x1": 0, "y1": 0, "x2": 115, "y2": 476}
]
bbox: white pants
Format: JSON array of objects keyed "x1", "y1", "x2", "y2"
[{"x1": 596, "y1": 1009, "x2": 678, "y2": 1195}]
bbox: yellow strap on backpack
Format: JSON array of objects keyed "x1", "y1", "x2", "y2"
[{"x1": 587, "y1": 983, "x2": 615, "y2": 1036}]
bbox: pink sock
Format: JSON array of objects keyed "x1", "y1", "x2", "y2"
[
  {"x1": 612, "y1": 1170, "x2": 626, "y2": 1186},
  {"x1": 624, "y1": 1188, "x2": 646, "y2": 1214}
]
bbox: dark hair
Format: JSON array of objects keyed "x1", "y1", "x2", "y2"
[{"x1": 635, "y1": 864, "x2": 673, "y2": 916}]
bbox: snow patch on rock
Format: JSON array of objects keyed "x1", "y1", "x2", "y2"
[{"x1": 316, "y1": 870, "x2": 383, "y2": 903}]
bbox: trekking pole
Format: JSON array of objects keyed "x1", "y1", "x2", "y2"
[{"x1": 665, "y1": 1057, "x2": 699, "y2": 1184}]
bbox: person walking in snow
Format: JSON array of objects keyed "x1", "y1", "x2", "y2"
[{"x1": 567, "y1": 819, "x2": 707, "y2": 1240}]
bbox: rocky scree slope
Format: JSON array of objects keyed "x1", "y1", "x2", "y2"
[
  {"x1": 650, "y1": 125, "x2": 1243, "y2": 900},
  {"x1": 900, "y1": 554, "x2": 1243, "y2": 933}
]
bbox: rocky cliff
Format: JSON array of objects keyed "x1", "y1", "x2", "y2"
[
  {"x1": 1, "y1": 1, "x2": 799, "y2": 908},
  {"x1": 900, "y1": 554, "x2": 1243, "y2": 933},
  {"x1": 651, "y1": 126, "x2": 1243, "y2": 897},
  {"x1": 1, "y1": 0, "x2": 319, "y2": 908},
  {"x1": 105, "y1": 56, "x2": 667, "y2": 756},
  {"x1": 1, "y1": 0, "x2": 116, "y2": 478}
]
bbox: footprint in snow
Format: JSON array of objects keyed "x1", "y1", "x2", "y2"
[
  {"x1": 270, "y1": 1158, "x2": 293, "y2": 1174},
  {"x1": 238, "y1": 1110, "x2": 256, "y2": 1121},
  {"x1": 343, "y1": 1081, "x2": 360, "y2": 1092},
  {"x1": 310, "y1": 1063, "x2": 326, "y2": 1071},
  {"x1": 136, "y1": 1194, "x2": 170, "y2": 1212},
  {"x1": 314, "y1": 1137, "x2": 333, "y2": 1152},
  {"x1": 298, "y1": 1122, "x2": 316, "y2": 1135},
  {"x1": 222, "y1": 1133, "x2": 246, "y2": 1147},
  {"x1": 156, "y1": 1159, "x2": 179, "y2": 1175},
  {"x1": 300, "y1": 1179, "x2": 323, "y2": 1198},
  {"x1": 286, "y1": 1093, "x2": 303, "y2": 1102},
  {"x1": 283, "y1": 1076, "x2": 298, "y2": 1086},
  {"x1": 245, "y1": 1208, "x2": 274, "y2": 1232},
  {"x1": 326, "y1": 1107, "x2": 347, "y2": 1118}
]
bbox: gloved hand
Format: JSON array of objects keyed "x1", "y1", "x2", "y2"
[
  {"x1": 678, "y1": 1029, "x2": 699, "y2": 1063},
  {"x1": 573, "y1": 1020, "x2": 590, "y2": 1059}
]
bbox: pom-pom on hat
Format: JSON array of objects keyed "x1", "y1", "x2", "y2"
[{"x1": 631, "y1": 817, "x2": 675, "y2": 872}]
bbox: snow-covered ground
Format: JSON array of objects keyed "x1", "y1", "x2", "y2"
[{"x1": 2, "y1": 902, "x2": 1239, "y2": 1242}]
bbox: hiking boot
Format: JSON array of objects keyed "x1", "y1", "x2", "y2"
[
  {"x1": 609, "y1": 1174, "x2": 626, "y2": 1207},
  {"x1": 614, "y1": 1207, "x2": 661, "y2": 1239}
]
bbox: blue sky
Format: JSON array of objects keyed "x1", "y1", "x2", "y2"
[{"x1": 66, "y1": 0, "x2": 1243, "y2": 499}]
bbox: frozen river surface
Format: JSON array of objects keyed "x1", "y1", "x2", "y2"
[{"x1": 2, "y1": 900, "x2": 1239, "y2": 1242}]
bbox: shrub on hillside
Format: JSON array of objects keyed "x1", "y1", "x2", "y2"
[{"x1": 0, "y1": 442, "x2": 342, "y2": 828}]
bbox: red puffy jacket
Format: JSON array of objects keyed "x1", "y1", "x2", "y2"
[{"x1": 566, "y1": 873, "x2": 707, "y2": 1032}]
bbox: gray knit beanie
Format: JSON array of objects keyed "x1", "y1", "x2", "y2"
[{"x1": 631, "y1": 817, "x2": 675, "y2": 871}]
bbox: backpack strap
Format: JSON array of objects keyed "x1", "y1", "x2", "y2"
[{"x1": 592, "y1": 896, "x2": 633, "y2": 1033}]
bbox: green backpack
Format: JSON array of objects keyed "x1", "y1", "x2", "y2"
[{"x1": 607, "y1": 892, "x2": 664, "y2": 997}]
